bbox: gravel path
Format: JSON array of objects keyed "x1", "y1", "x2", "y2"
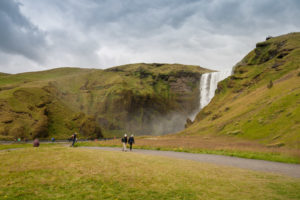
[{"x1": 83, "y1": 147, "x2": 300, "y2": 178}]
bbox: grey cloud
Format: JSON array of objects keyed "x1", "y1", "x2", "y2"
[
  {"x1": 200, "y1": 0, "x2": 300, "y2": 35},
  {"x1": 0, "y1": 0, "x2": 47, "y2": 63},
  {"x1": 1, "y1": 0, "x2": 300, "y2": 73},
  {"x1": 58, "y1": 0, "x2": 199, "y2": 37}
]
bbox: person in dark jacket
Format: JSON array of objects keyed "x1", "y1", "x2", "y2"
[
  {"x1": 121, "y1": 134, "x2": 128, "y2": 151},
  {"x1": 128, "y1": 134, "x2": 135, "y2": 151},
  {"x1": 71, "y1": 132, "x2": 77, "y2": 147}
]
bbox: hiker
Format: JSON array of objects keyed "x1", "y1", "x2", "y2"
[
  {"x1": 51, "y1": 137, "x2": 55, "y2": 142},
  {"x1": 33, "y1": 138, "x2": 40, "y2": 147},
  {"x1": 121, "y1": 134, "x2": 128, "y2": 151},
  {"x1": 128, "y1": 134, "x2": 135, "y2": 151},
  {"x1": 71, "y1": 132, "x2": 77, "y2": 147}
]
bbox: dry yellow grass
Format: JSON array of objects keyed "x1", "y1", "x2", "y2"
[
  {"x1": 99, "y1": 135, "x2": 299, "y2": 155},
  {"x1": 0, "y1": 146, "x2": 300, "y2": 199}
]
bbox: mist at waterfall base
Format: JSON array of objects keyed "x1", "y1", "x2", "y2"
[
  {"x1": 189, "y1": 70, "x2": 232, "y2": 121},
  {"x1": 145, "y1": 112, "x2": 190, "y2": 135},
  {"x1": 140, "y1": 70, "x2": 232, "y2": 135}
]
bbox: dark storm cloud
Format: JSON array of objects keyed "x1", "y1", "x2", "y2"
[
  {"x1": 0, "y1": 0, "x2": 300, "y2": 73},
  {"x1": 0, "y1": 0, "x2": 46, "y2": 63}
]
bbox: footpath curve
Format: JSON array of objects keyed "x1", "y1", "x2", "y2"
[{"x1": 83, "y1": 146, "x2": 300, "y2": 178}]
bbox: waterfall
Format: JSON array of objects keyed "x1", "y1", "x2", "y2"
[
  {"x1": 189, "y1": 70, "x2": 232, "y2": 121},
  {"x1": 199, "y1": 70, "x2": 231, "y2": 109}
]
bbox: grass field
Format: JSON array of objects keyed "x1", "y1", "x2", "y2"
[
  {"x1": 0, "y1": 146, "x2": 300, "y2": 200},
  {"x1": 0, "y1": 143, "x2": 63, "y2": 150},
  {"x1": 76, "y1": 135, "x2": 300, "y2": 164}
]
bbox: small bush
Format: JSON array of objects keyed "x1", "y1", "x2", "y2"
[{"x1": 297, "y1": 72, "x2": 300, "y2": 76}]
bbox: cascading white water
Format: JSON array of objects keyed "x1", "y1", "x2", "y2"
[
  {"x1": 199, "y1": 70, "x2": 232, "y2": 109},
  {"x1": 189, "y1": 70, "x2": 232, "y2": 121}
]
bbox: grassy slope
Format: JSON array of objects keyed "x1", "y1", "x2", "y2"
[
  {"x1": 0, "y1": 72, "x2": 10, "y2": 77},
  {"x1": 0, "y1": 68, "x2": 102, "y2": 140},
  {"x1": 182, "y1": 32, "x2": 300, "y2": 149},
  {"x1": 0, "y1": 147, "x2": 299, "y2": 200}
]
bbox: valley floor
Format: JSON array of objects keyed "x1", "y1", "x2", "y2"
[
  {"x1": 83, "y1": 146, "x2": 300, "y2": 178},
  {"x1": 0, "y1": 146, "x2": 300, "y2": 200}
]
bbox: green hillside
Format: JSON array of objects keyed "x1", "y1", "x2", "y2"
[
  {"x1": 0, "y1": 68, "x2": 102, "y2": 140},
  {"x1": 184, "y1": 32, "x2": 300, "y2": 149},
  {"x1": 0, "y1": 64, "x2": 210, "y2": 140},
  {"x1": 0, "y1": 72, "x2": 10, "y2": 77}
]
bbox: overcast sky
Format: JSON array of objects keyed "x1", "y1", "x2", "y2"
[{"x1": 0, "y1": 0, "x2": 299, "y2": 74}]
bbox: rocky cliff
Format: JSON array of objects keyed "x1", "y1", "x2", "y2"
[{"x1": 0, "y1": 63, "x2": 210, "y2": 140}]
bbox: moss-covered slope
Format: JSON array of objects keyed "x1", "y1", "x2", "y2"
[
  {"x1": 0, "y1": 68, "x2": 103, "y2": 140},
  {"x1": 184, "y1": 32, "x2": 300, "y2": 149},
  {"x1": 0, "y1": 63, "x2": 210, "y2": 140}
]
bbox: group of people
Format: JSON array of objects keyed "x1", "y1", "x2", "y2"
[
  {"x1": 27, "y1": 131, "x2": 135, "y2": 151},
  {"x1": 69, "y1": 132, "x2": 134, "y2": 150},
  {"x1": 29, "y1": 132, "x2": 134, "y2": 150},
  {"x1": 121, "y1": 134, "x2": 135, "y2": 151}
]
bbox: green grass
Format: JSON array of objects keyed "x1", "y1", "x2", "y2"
[
  {"x1": 75, "y1": 141, "x2": 300, "y2": 164},
  {"x1": 0, "y1": 67, "x2": 90, "y2": 86},
  {"x1": 0, "y1": 143, "x2": 64, "y2": 150},
  {"x1": 0, "y1": 146, "x2": 299, "y2": 200},
  {"x1": 0, "y1": 143, "x2": 33, "y2": 150}
]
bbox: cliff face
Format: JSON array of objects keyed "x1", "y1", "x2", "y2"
[
  {"x1": 184, "y1": 33, "x2": 300, "y2": 149},
  {"x1": 0, "y1": 63, "x2": 210, "y2": 139},
  {"x1": 57, "y1": 63, "x2": 210, "y2": 136}
]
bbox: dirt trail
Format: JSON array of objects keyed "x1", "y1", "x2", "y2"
[{"x1": 83, "y1": 147, "x2": 300, "y2": 178}]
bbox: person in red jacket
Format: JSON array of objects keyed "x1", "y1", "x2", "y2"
[{"x1": 33, "y1": 138, "x2": 40, "y2": 147}]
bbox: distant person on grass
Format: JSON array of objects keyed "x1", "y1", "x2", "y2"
[
  {"x1": 71, "y1": 132, "x2": 77, "y2": 147},
  {"x1": 33, "y1": 138, "x2": 40, "y2": 147},
  {"x1": 121, "y1": 134, "x2": 128, "y2": 151},
  {"x1": 128, "y1": 134, "x2": 135, "y2": 151}
]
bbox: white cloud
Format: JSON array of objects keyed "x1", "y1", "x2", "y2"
[{"x1": 0, "y1": 0, "x2": 299, "y2": 74}]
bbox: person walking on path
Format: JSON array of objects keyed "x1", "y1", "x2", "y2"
[
  {"x1": 128, "y1": 134, "x2": 135, "y2": 151},
  {"x1": 71, "y1": 132, "x2": 77, "y2": 147},
  {"x1": 121, "y1": 134, "x2": 128, "y2": 151}
]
